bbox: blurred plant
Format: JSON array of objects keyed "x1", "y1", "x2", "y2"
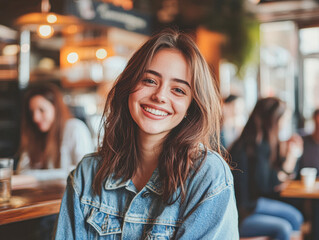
[{"x1": 177, "y1": 0, "x2": 260, "y2": 77}]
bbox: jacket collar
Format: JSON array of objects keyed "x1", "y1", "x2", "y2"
[
  {"x1": 145, "y1": 168, "x2": 163, "y2": 195},
  {"x1": 104, "y1": 168, "x2": 163, "y2": 195}
]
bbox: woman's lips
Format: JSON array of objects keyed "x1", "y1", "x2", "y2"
[{"x1": 141, "y1": 104, "x2": 171, "y2": 119}]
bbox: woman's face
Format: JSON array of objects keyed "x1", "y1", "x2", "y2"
[
  {"x1": 128, "y1": 48, "x2": 192, "y2": 140},
  {"x1": 29, "y1": 95, "x2": 56, "y2": 132}
]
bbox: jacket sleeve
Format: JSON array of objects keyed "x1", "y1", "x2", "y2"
[
  {"x1": 53, "y1": 173, "x2": 88, "y2": 240},
  {"x1": 174, "y1": 185, "x2": 239, "y2": 240}
]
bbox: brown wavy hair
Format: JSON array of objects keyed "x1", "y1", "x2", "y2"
[
  {"x1": 93, "y1": 28, "x2": 223, "y2": 204},
  {"x1": 20, "y1": 83, "x2": 71, "y2": 169},
  {"x1": 230, "y1": 97, "x2": 286, "y2": 204},
  {"x1": 234, "y1": 97, "x2": 286, "y2": 166}
]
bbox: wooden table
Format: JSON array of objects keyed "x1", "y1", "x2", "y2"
[
  {"x1": 0, "y1": 179, "x2": 66, "y2": 225},
  {"x1": 281, "y1": 180, "x2": 319, "y2": 199},
  {"x1": 280, "y1": 180, "x2": 319, "y2": 239}
]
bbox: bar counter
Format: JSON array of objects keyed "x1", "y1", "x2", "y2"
[{"x1": 0, "y1": 179, "x2": 66, "y2": 225}]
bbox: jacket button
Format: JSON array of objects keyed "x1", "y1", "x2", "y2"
[{"x1": 142, "y1": 191, "x2": 150, "y2": 198}]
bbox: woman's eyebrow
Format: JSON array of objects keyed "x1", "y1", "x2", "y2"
[
  {"x1": 145, "y1": 69, "x2": 161, "y2": 77},
  {"x1": 145, "y1": 69, "x2": 190, "y2": 89}
]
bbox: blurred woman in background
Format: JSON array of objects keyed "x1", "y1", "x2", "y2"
[
  {"x1": 230, "y1": 97, "x2": 304, "y2": 240},
  {"x1": 0, "y1": 84, "x2": 95, "y2": 240},
  {"x1": 18, "y1": 83, "x2": 94, "y2": 180}
]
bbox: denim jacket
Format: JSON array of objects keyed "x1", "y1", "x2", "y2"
[{"x1": 54, "y1": 151, "x2": 239, "y2": 240}]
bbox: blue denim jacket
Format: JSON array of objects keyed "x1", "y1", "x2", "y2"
[{"x1": 54, "y1": 151, "x2": 239, "y2": 239}]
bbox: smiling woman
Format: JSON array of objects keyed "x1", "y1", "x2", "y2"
[
  {"x1": 128, "y1": 48, "x2": 192, "y2": 140},
  {"x1": 54, "y1": 28, "x2": 239, "y2": 239},
  {"x1": 18, "y1": 83, "x2": 94, "y2": 180},
  {"x1": 29, "y1": 95, "x2": 56, "y2": 132}
]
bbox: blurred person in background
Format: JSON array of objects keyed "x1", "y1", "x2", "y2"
[
  {"x1": 299, "y1": 109, "x2": 319, "y2": 174},
  {"x1": 0, "y1": 83, "x2": 94, "y2": 240},
  {"x1": 230, "y1": 97, "x2": 304, "y2": 240},
  {"x1": 17, "y1": 83, "x2": 94, "y2": 180},
  {"x1": 221, "y1": 94, "x2": 245, "y2": 148}
]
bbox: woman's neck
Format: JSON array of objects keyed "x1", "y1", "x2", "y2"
[
  {"x1": 137, "y1": 132, "x2": 164, "y2": 171},
  {"x1": 132, "y1": 131, "x2": 165, "y2": 191}
]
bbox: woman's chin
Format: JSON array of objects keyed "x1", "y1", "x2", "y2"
[{"x1": 38, "y1": 125, "x2": 50, "y2": 133}]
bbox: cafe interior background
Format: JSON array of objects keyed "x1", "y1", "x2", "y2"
[{"x1": 1, "y1": 0, "x2": 319, "y2": 162}]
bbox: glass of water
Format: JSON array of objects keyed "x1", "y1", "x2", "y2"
[{"x1": 0, "y1": 158, "x2": 13, "y2": 203}]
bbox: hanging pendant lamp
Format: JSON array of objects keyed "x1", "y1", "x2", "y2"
[{"x1": 14, "y1": 0, "x2": 79, "y2": 38}]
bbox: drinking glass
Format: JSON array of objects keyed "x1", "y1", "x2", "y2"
[{"x1": 0, "y1": 158, "x2": 14, "y2": 203}]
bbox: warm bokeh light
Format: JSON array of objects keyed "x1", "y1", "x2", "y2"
[
  {"x1": 122, "y1": 0, "x2": 133, "y2": 10},
  {"x1": 102, "y1": 0, "x2": 133, "y2": 10},
  {"x1": 38, "y1": 57, "x2": 55, "y2": 70},
  {"x1": 37, "y1": 25, "x2": 54, "y2": 38},
  {"x1": 3, "y1": 45, "x2": 20, "y2": 56},
  {"x1": 96, "y1": 48, "x2": 108, "y2": 60},
  {"x1": 67, "y1": 52, "x2": 79, "y2": 64},
  {"x1": 64, "y1": 25, "x2": 79, "y2": 35},
  {"x1": 47, "y1": 14, "x2": 57, "y2": 24}
]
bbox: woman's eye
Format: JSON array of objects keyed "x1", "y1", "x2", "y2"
[
  {"x1": 173, "y1": 88, "x2": 186, "y2": 95},
  {"x1": 142, "y1": 78, "x2": 156, "y2": 85}
]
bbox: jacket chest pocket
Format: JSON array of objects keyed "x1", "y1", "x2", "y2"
[
  {"x1": 87, "y1": 208, "x2": 122, "y2": 240},
  {"x1": 144, "y1": 225, "x2": 177, "y2": 240}
]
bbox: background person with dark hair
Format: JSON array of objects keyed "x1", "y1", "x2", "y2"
[
  {"x1": 221, "y1": 94, "x2": 245, "y2": 148},
  {"x1": 230, "y1": 97, "x2": 304, "y2": 240},
  {"x1": 0, "y1": 83, "x2": 94, "y2": 240},
  {"x1": 17, "y1": 83, "x2": 94, "y2": 180}
]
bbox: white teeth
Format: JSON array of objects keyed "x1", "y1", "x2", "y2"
[{"x1": 143, "y1": 107, "x2": 168, "y2": 116}]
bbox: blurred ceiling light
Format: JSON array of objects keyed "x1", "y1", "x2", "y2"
[
  {"x1": 14, "y1": 0, "x2": 79, "y2": 37},
  {"x1": 3, "y1": 45, "x2": 20, "y2": 56},
  {"x1": 96, "y1": 48, "x2": 108, "y2": 60},
  {"x1": 46, "y1": 14, "x2": 57, "y2": 24},
  {"x1": 15, "y1": 13, "x2": 78, "y2": 29},
  {"x1": 37, "y1": 25, "x2": 54, "y2": 38},
  {"x1": 67, "y1": 52, "x2": 79, "y2": 64}
]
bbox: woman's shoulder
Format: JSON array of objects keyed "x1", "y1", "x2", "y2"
[
  {"x1": 189, "y1": 151, "x2": 233, "y2": 196},
  {"x1": 76, "y1": 152, "x2": 100, "y2": 172},
  {"x1": 181, "y1": 150, "x2": 234, "y2": 208},
  {"x1": 70, "y1": 153, "x2": 101, "y2": 190},
  {"x1": 199, "y1": 151, "x2": 233, "y2": 183}
]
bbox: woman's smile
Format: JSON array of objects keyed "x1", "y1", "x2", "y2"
[
  {"x1": 141, "y1": 104, "x2": 170, "y2": 117},
  {"x1": 128, "y1": 48, "x2": 192, "y2": 139}
]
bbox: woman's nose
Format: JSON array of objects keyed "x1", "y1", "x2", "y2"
[{"x1": 151, "y1": 87, "x2": 167, "y2": 103}]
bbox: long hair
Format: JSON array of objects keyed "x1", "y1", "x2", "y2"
[
  {"x1": 20, "y1": 83, "x2": 71, "y2": 169},
  {"x1": 231, "y1": 97, "x2": 286, "y2": 202},
  {"x1": 237, "y1": 97, "x2": 286, "y2": 165},
  {"x1": 93, "y1": 28, "x2": 223, "y2": 204}
]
